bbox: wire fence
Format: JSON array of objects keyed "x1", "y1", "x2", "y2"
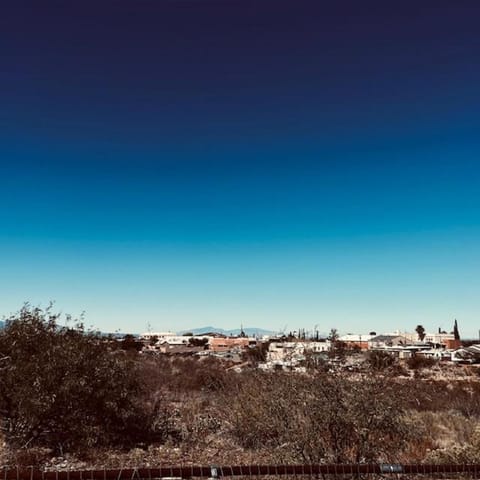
[{"x1": 2, "y1": 464, "x2": 480, "y2": 480}]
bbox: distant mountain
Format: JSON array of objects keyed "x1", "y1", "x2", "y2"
[
  {"x1": 0, "y1": 320, "x2": 4, "y2": 329},
  {"x1": 178, "y1": 326, "x2": 277, "y2": 337}
]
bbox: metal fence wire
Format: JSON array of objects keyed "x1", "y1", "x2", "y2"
[{"x1": 1, "y1": 464, "x2": 480, "y2": 480}]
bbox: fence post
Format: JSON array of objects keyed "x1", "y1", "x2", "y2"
[{"x1": 209, "y1": 466, "x2": 220, "y2": 480}]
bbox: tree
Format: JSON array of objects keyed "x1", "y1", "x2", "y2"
[
  {"x1": 0, "y1": 305, "x2": 160, "y2": 454},
  {"x1": 242, "y1": 342, "x2": 269, "y2": 365},
  {"x1": 327, "y1": 328, "x2": 346, "y2": 361},
  {"x1": 366, "y1": 350, "x2": 396, "y2": 371},
  {"x1": 122, "y1": 333, "x2": 143, "y2": 351},
  {"x1": 328, "y1": 328, "x2": 339, "y2": 342},
  {"x1": 453, "y1": 319, "x2": 460, "y2": 341},
  {"x1": 415, "y1": 324, "x2": 426, "y2": 342},
  {"x1": 188, "y1": 337, "x2": 208, "y2": 347}
]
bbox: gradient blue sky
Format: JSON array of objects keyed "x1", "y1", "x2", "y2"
[{"x1": 1, "y1": 1, "x2": 480, "y2": 336}]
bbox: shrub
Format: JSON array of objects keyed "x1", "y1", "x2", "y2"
[
  {"x1": 407, "y1": 355, "x2": 436, "y2": 370},
  {"x1": 242, "y1": 343, "x2": 269, "y2": 365},
  {"x1": 366, "y1": 350, "x2": 397, "y2": 371},
  {"x1": 223, "y1": 371, "x2": 409, "y2": 463},
  {"x1": 0, "y1": 305, "x2": 161, "y2": 454}
]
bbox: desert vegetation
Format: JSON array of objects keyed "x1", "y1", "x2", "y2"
[{"x1": 1, "y1": 306, "x2": 480, "y2": 469}]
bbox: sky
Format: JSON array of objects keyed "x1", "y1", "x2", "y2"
[{"x1": 1, "y1": 1, "x2": 480, "y2": 337}]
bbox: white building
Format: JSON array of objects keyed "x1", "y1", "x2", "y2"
[
  {"x1": 141, "y1": 331, "x2": 176, "y2": 341},
  {"x1": 424, "y1": 332, "x2": 455, "y2": 344},
  {"x1": 267, "y1": 341, "x2": 331, "y2": 362},
  {"x1": 451, "y1": 344, "x2": 480, "y2": 363}
]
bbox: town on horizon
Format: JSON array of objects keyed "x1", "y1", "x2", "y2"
[
  {"x1": 123, "y1": 318, "x2": 480, "y2": 341},
  {"x1": 102, "y1": 318, "x2": 480, "y2": 370}
]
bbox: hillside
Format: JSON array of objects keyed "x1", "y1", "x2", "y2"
[{"x1": 179, "y1": 326, "x2": 277, "y2": 337}]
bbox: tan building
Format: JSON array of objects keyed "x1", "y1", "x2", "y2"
[{"x1": 208, "y1": 337, "x2": 254, "y2": 352}]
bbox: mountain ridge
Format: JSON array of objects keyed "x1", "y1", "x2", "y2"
[{"x1": 178, "y1": 325, "x2": 277, "y2": 337}]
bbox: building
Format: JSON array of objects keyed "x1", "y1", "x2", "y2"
[
  {"x1": 208, "y1": 337, "x2": 255, "y2": 353},
  {"x1": 140, "y1": 331, "x2": 176, "y2": 342},
  {"x1": 338, "y1": 334, "x2": 375, "y2": 351},
  {"x1": 368, "y1": 334, "x2": 405, "y2": 350},
  {"x1": 451, "y1": 344, "x2": 480, "y2": 364},
  {"x1": 267, "y1": 341, "x2": 331, "y2": 362},
  {"x1": 424, "y1": 332, "x2": 456, "y2": 346}
]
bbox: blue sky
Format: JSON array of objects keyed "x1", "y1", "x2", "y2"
[{"x1": 1, "y1": 1, "x2": 480, "y2": 336}]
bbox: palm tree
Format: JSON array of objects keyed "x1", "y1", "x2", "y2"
[{"x1": 415, "y1": 324, "x2": 426, "y2": 342}]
